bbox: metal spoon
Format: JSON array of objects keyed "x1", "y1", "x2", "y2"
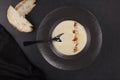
[{"x1": 23, "y1": 33, "x2": 64, "y2": 46}]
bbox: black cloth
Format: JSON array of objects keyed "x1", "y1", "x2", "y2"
[{"x1": 0, "y1": 25, "x2": 46, "y2": 80}]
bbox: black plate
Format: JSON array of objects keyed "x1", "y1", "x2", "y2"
[{"x1": 37, "y1": 7, "x2": 102, "y2": 70}]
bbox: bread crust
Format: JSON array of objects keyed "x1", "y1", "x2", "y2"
[{"x1": 15, "y1": 0, "x2": 27, "y2": 10}]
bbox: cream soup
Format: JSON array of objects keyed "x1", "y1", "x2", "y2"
[{"x1": 52, "y1": 20, "x2": 87, "y2": 56}]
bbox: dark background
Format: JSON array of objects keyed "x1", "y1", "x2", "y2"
[{"x1": 0, "y1": 0, "x2": 120, "y2": 80}]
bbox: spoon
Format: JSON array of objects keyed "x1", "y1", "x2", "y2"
[{"x1": 23, "y1": 33, "x2": 64, "y2": 46}]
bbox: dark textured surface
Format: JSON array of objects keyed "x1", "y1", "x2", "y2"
[
  {"x1": 0, "y1": 25, "x2": 46, "y2": 80},
  {"x1": 0, "y1": 0, "x2": 120, "y2": 80}
]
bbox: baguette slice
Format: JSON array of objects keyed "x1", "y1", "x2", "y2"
[
  {"x1": 15, "y1": 0, "x2": 36, "y2": 17},
  {"x1": 7, "y1": 5, "x2": 33, "y2": 32}
]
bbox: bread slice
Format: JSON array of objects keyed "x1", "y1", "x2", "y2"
[
  {"x1": 7, "y1": 5, "x2": 33, "y2": 32},
  {"x1": 15, "y1": 0, "x2": 36, "y2": 17}
]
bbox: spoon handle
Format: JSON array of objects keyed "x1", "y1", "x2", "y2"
[
  {"x1": 23, "y1": 40, "x2": 48, "y2": 46},
  {"x1": 23, "y1": 33, "x2": 64, "y2": 46}
]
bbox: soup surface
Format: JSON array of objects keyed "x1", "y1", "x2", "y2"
[{"x1": 52, "y1": 20, "x2": 87, "y2": 56}]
